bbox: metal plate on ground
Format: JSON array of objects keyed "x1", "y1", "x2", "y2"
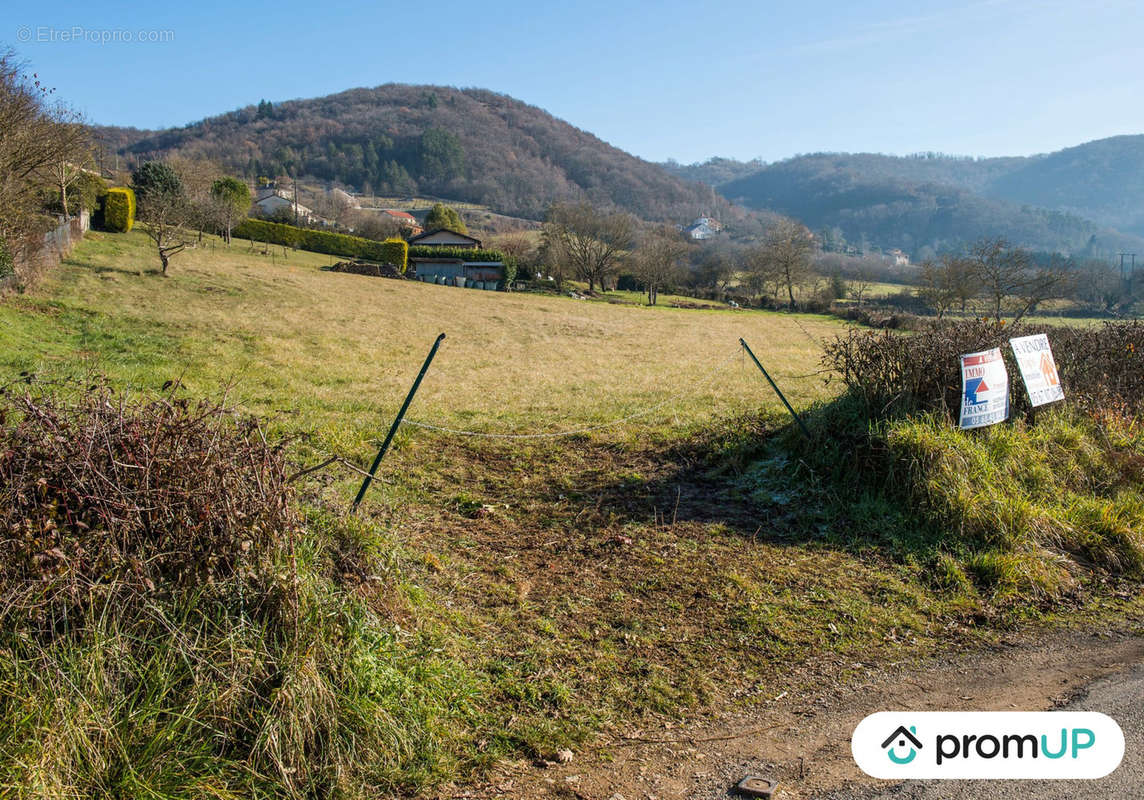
[{"x1": 735, "y1": 775, "x2": 778, "y2": 798}]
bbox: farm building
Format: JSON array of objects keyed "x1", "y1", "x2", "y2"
[
  {"x1": 408, "y1": 228, "x2": 483, "y2": 249},
  {"x1": 411, "y1": 257, "x2": 503, "y2": 289}
]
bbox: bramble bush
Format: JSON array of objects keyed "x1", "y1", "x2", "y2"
[
  {"x1": 788, "y1": 318, "x2": 1144, "y2": 605},
  {"x1": 0, "y1": 382, "x2": 296, "y2": 633},
  {"x1": 822, "y1": 318, "x2": 1144, "y2": 422},
  {"x1": 0, "y1": 382, "x2": 476, "y2": 796}
]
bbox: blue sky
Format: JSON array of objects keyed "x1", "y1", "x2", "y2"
[{"x1": 7, "y1": 0, "x2": 1142, "y2": 164}]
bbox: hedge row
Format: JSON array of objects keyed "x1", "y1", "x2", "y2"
[
  {"x1": 407, "y1": 245, "x2": 506, "y2": 262},
  {"x1": 823, "y1": 318, "x2": 1144, "y2": 421},
  {"x1": 103, "y1": 187, "x2": 136, "y2": 233},
  {"x1": 233, "y1": 219, "x2": 408, "y2": 272}
]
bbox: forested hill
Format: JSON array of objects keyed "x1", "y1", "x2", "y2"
[
  {"x1": 669, "y1": 140, "x2": 1144, "y2": 257},
  {"x1": 717, "y1": 154, "x2": 1144, "y2": 258},
  {"x1": 94, "y1": 85, "x2": 726, "y2": 224},
  {"x1": 987, "y1": 135, "x2": 1144, "y2": 238}
]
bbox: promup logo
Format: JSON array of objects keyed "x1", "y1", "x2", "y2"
[
  {"x1": 881, "y1": 725, "x2": 922, "y2": 765},
  {"x1": 853, "y1": 712, "x2": 1124, "y2": 780}
]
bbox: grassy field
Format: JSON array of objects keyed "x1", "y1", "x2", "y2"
[
  {"x1": 0, "y1": 231, "x2": 840, "y2": 448},
  {"x1": 2, "y1": 230, "x2": 1140, "y2": 797}
]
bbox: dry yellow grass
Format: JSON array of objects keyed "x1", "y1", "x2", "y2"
[{"x1": 1, "y1": 230, "x2": 844, "y2": 456}]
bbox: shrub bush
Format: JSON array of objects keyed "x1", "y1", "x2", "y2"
[
  {"x1": 407, "y1": 245, "x2": 506, "y2": 262},
  {"x1": 380, "y1": 237, "x2": 408, "y2": 273},
  {"x1": 0, "y1": 383, "x2": 486, "y2": 796},
  {"x1": 823, "y1": 318, "x2": 1144, "y2": 421},
  {"x1": 0, "y1": 382, "x2": 295, "y2": 633},
  {"x1": 103, "y1": 186, "x2": 135, "y2": 232}
]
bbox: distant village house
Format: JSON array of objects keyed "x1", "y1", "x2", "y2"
[
  {"x1": 681, "y1": 216, "x2": 723, "y2": 240},
  {"x1": 253, "y1": 188, "x2": 318, "y2": 223},
  {"x1": 382, "y1": 210, "x2": 422, "y2": 235}
]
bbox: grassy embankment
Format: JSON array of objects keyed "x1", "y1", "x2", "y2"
[{"x1": 1, "y1": 229, "x2": 1140, "y2": 797}]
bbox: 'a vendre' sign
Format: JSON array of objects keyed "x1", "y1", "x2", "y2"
[{"x1": 1009, "y1": 334, "x2": 1065, "y2": 407}]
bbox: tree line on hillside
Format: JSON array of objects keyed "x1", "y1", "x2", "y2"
[
  {"x1": 513, "y1": 202, "x2": 1137, "y2": 319},
  {"x1": 680, "y1": 149, "x2": 1144, "y2": 259},
  {"x1": 719, "y1": 158, "x2": 1135, "y2": 260},
  {"x1": 94, "y1": 85, "x2": 739, "y2": 225}
]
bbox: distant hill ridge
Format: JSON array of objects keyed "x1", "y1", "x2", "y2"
[
  {"x1": 95, "y1": 87, "x2": 1144, "y2": 257},
  {"x1": 665, "y1": 137, "x2": 1144, "y2": 256},
  {"x1": 94, "y1": 85, "x2": 728, "y2": 225}
]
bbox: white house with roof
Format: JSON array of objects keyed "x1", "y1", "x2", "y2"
[
  {"x1": 887, "y1": 248, "x2": 910, "y2": 267},
  {"x1": 253, "y1": 188, "x2": 316, "y2": 222},
  {"x1": 682, "y1": 216, "x2": 723, "y2": 240}
]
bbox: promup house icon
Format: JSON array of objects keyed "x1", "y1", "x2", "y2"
[{"x1": 881, "y1": 725, "x2": 923, "y2": 764}]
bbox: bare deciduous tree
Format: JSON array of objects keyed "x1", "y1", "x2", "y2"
[
  {"x1": 968, "y1": 237, "x2": 1071, "y2": 324},
  {"x1": 344, "y1": 210, "x2": 404, "y2": 241},
  {"x1": 209, "y1": 176, "x2": 251, "y2": 245},
  {"x1": 916, "y1": 255, "x2": 970, "y2": 319},
  {"x1": 167, "y1": 155, "x2": 222, "y2": 244},
  {"x1": 42, "y1": 121, "x2": 93, "y2": 222},
  {"x1": 491, "y1": 232, "x2": 536, "y2": 287},
  {"x1": 0, "y1": 51, "x2": 90, "y2": 245},
  {"x1": 135, "y1": 177, "x2": 192, "y2": 275},
  {"x1": 847, "y1": 266, "x2": 874, "y2": 306},
  {"x1": 750, "y1": 217, "x2": 815, "y2": 309},
  {"x1": 542, "y1": 202, "x2": 634, "y2": 293},
  {"x1": 631, "y1": 225, "x2": 689, "y2": 305}
]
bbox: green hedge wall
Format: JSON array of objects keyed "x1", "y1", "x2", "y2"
[
  {"x1": 407, "y1": 245, "x2": 506, "y2": 262},
  {"x1": 103, "y1": 187, "x2": 136, "y2": 233},
  {"x1": 234, "y1": 219, "x2": 416, "y2": 270},
  {"x1": 380, "y1": 238, "x2": 408, "y2": 273}
]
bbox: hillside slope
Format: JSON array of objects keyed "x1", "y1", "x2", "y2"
[
  {"x1": 713, "y1": 148, "x2": 1144, "y2": 256},
  {"x1": 718, "y1": 154, "x2": 1140, "y2": 256},
  {"x1": 668, "y1": 137, "x2": 1144, "y2": 256},
  {"x1": 95, "y1": 85, "x2": 727, "y2": 224},
  {"x1": 988, "y1": 134, "x2": 1144, "y2": 237}
]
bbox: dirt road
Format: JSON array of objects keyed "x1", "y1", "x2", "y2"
[
  {"x1": 814, "y1": 656, "x2": 1144, "y2": 799},
  {"x1": 457, "y1": 625, "x2": 1144, "y2": 800}
]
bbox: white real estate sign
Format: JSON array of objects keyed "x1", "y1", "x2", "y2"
[
  {"x1": 959, "y1": 347, "x2": 1009, "y2": 430},
  {"x1": 1009, "y1": 334, "x2": 1065, "y2": 406}
]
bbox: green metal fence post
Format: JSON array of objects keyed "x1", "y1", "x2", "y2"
[
  {"x1": 352, "y1": 332, "x2": 446, "y2": 512},
  {"x1": 739, "y1": 337, "x2": 812, "y2": 440}
]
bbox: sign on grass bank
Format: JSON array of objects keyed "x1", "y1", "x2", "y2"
[
  {"x1": 959, "y1": 348, "x2": 1009, "y2": 430},
  {"x1": 1009, "y1": 334, "x2": 1065, "y2": 407}
]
